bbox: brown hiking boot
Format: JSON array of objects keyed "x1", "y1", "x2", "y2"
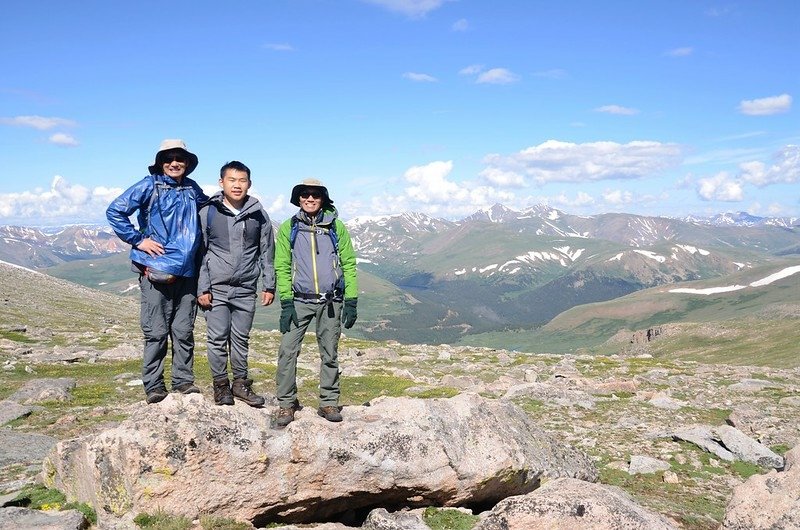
[
  {"x1": 145, "y1": 386, "x2": 168, "y2": 404},
  {"x1": 173, "y1": 382, "x2": 201, "y2": 395},
  {"x1": 275, "y1": 399, "x2": 302, "y2": 428},
  {"x1": 231, "y1": 378, "x2": 265, "y2": 407},
  {"x1": 213, "y1": 377, "x2": 234, "y2": 406},
  {"x1": 317, "y1": 405, "x2": 343, "y2": 422},
  {"x1": 275, "y1": 406, "x2": 295, "y2": 428}
]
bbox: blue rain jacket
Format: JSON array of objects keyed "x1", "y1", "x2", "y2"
[{"x1": 106, "y1": 174, "x2": 209, "y2": 278}]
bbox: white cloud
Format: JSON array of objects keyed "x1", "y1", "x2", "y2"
[
  {"x1": 738, "y1": 93, "x2": 792, "y2": 116},
  {"x1": 0, "y1": 115, "x2": 76, "y2": 130},
  {"x1": 263, "y1": 43, "x2": 294, "y2": 51},
  {"x1": 739, "y1": 145, "x2": 800, "y2": 186},
  {"x1": 480, "y1": 167, "x2": 526, "y2": 187},
  {"x1": 664, "y1": 47, "x2": 693, "y2": 57},
  {"x1": 360, "y1": 160, "x2": 516, "y2": 218},
  {"x1": 452, "y1": 18, "x2": 469, "y2": 31},
  {"x1": 548, "y1": 191, "x2": 595, "y2": 208},
  {"x1": 476, "y1": 68, "x2": 520, "y2": 85},
  {"x1": 404, "y1": 161, "x2": 465, "y2": 203},
  {"x1": 49, "y1": 133, "x2": 78, "y2": 147},
  {"x1": 533, "y1": 69, "x2": 568, "y2": 79},
  {"x1": 459, "y1": 64, "x2": 483, "y2": 75},
  {"x1": 361, "y1": 0, "x2": 453, "y2": 17},
  {"x1": 594, "y1": 104, "x2": 639, "y2": 115},
  {"x1": 0, "y1": 176, "x2": 122, "y2": 222},
  {"x1": 602, "y1": 189, "x2": 635, "y2": 205},
  {"x1": 481, "y1": 140, "x2": 682, "y2": 186},
  {"x1": 697, "y1": 172, "x2": 743, "y2": 201},
  {"x1": 403, "y1": 72, "x2": 438, "y2": 82}
]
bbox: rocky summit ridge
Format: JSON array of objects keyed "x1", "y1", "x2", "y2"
[{"x1": 1, "y1": 262, "x2": 800, "y2": 529}]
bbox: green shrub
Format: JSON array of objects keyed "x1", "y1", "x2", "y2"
[
  {"x1": 134, "y1": 509, "x2": 192, "y2": 530},
  {"x1": 423, "y1": 507, "x2": 479, "y2": 530},
  {"x1": 199, "y1": 515, "x2": 252, "y2": 530}
]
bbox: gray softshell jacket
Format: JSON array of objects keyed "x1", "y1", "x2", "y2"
[{"x1": 198, "y1": 192, "x2": 276, "y2": 297}]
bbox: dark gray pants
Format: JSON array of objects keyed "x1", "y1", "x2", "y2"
[
  {"x1": 276, "y1": 300, "x2": 342, "y2": 408},
  {"x1": 139, "y1": 275, "x2": 198, "y2": 393},
  {"x1": 203, "y1": 290, "x2": 256, "y2": 380}
]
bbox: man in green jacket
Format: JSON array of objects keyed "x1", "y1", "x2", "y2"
[{"x1": 274, "y1": 178, "x2": 358, "y2": 427}]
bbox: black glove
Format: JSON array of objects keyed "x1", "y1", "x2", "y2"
[
  {"x1": 342, "y1": 298, "x2": 357, "y2": 329},
  {"x1": 279, "y1": 299, "x2": 299, "y2": 334}
]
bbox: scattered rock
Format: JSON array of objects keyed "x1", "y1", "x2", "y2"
[
  {"x1": 502, "y1": 383, "x2": 595, "y2": 409},
  {"x1": 362, "y1": 508, "x2": 431, "y2": 530},
  {"x1": 45, "y1": 393, "x2": 597, "y2": 524},
  {"x1": 101, "y1": 344, "x2": 140, "y2": 360},
  {"x1": 778, "y1": 396, "x2": 800, "y2": 407},
  {"x1": 7, "y1": 378, "x2": 76, "y2": 404},
  {"x1": 0, "y1": 507, "x2": 89, "y2": 530},
  {"x1": 662, "y1": 471, "x2": 679, "y2": 484},
  {"x1": 586, "y1": 380, "x2": 638, "y2": 395},
  {"x1": 628, "y1": 455, "x2": 670, "y2": 475},
  {"x1": 648, "y1": 394, "x2": 687, "y2": 410},
  {"x1": 722, "y1": 445, "x2": 800, "y2": 529},
  {"x1": 0, "y1": 400, "x2": 33, "y2": 426},
  {"x1": 715, "y1": 425, "x2": 784, "y2": 469},
  {"x1": 0, "y1": 430, "x2": 58, "y2": 468},
  {"x1": 475, "y1": 477, "x2": 679, "y2": 530},
  {"x1": 727, "y1": 378, "x2": 783, "y2": 393},
  {"x1": 671, "y1": 425, "x2": 784, "y2": 468}
]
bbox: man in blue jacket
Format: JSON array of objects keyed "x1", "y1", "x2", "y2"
[{"x1": 106, "y1": 139, "x2": 209, "y2": 404}]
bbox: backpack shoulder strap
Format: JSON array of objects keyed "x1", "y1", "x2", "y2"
[
  {"x1": 206, "y1": 202, "x2": 216, "y2": 238},
  {"x1": 328, "y1": 221, "x2": 339, "y2": 252},
  {"x1": 289, "y1": 217, "x2": 300, "y2": 249}
]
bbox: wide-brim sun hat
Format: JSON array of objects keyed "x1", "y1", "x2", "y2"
[
  {"x1": 290, "y1": 178, "x2": 333, "y2": 207},
  {"x1": 148, "y1": 139, "x2": 199, "y2": 176}
]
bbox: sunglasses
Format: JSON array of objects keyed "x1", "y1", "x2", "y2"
[
  {"x1": 162, "y1": 153, "x2": 187, "y2": 164},
  {"x1": 299, "y1": 190, "x2": 322, "y2": 199}
]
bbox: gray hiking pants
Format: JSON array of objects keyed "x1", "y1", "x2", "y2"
[
  {"x1": 139, "y1": 275, "x2": 198, "y2": 393},
  {"x1": 276, "y1": 300, "x2": 342, "y2": 408},
  {"x1": 203, "y1": 290, "x2": 257, "y2": 380}
]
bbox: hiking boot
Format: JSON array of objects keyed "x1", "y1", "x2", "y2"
[
  {"x1": 213, "y1": 377, "x2": 234, "y2": 406},
  {"x1": 275, "y1": 406, "x2": 296, "y2": 428},
  {"x1": 173, "y1": 382, "x2": 201, "y2": 395},
  {"x1": 317, "y1": 406, "x2": 343, "y2": 423},
  {"x1": 145, "y1": 386, "x2": 168, "y2": 404},
  {"x1": 231, "y1": 378, "x2": 265, "y2": 407}
]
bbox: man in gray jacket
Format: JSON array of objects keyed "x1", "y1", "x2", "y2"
[{"x1": 197, "y1": 161, "x2": 275, "y2": 406}]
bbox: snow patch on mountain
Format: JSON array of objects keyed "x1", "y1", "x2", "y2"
[
  {"x1": 633, "y1": 250, "x2": 666, "y2": 263},
  {"x1": 668, "y1": 265, "x2": 800, "y2": 295},
  {"x1": 457, "y1": 246, "x2": 588, "y2": 277}
]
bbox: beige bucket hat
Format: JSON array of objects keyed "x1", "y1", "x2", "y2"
[
  {"x1": 148, "y1": 139, "x2": 199, "y2": 176},
  {"x1": 290, "y1": 178, "x2": 333, "y2": 207}
]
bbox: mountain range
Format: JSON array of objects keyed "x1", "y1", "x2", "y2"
[{"x1": 4, "y1": 204, "x2": 799, "y2": 348}]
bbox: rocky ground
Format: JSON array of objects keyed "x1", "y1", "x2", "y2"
[{"x1": 1, "y1": 263, "x2": 799, "y2": 529}]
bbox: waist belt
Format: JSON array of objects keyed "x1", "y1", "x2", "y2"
[{"x1": 294, "y1": 289, "x2": 342, "y2": 303}]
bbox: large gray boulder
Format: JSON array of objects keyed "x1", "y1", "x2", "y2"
[
  {"x1": 671, "y1": 425, "x2": 784, "y2": 468},
  {"x1": 7, "y1": 378, "x2": 76, "y2": 404},
  {"x1": 44, "y1": 393, "x2": 596, "y2": 525},
  {"x1": 0, "y1": 506, "x2": 88, "y2": 530},
  {"x1": 722, "y1": 445, "x2": 800, "y2": 529},
  {"x1": 475, "y1": 478, "x2": 679, "y2": 530}
]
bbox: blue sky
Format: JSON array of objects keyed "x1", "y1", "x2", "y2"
[{"x1": 1, "y1": 0, "x2": 798, "y2": 225}]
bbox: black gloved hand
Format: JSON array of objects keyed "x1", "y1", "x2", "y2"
[
  {"x1": 279, "y1": 299, "x2": 299, "y2": 334},
  {"x1": 342, "y1": 298, "x2": 357, "y2": 329}
]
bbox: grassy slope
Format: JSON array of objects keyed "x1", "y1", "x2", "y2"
[{"x1": 459, "y1": 260, "x2": 800, "y2": 367}]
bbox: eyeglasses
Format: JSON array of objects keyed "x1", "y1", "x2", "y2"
[
  {"x1": 299, "y1": 190, "x2": 322, "y2": 199},
  {"x1": 162, "y1": 153, "x2": 187, "y2": 164}
]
